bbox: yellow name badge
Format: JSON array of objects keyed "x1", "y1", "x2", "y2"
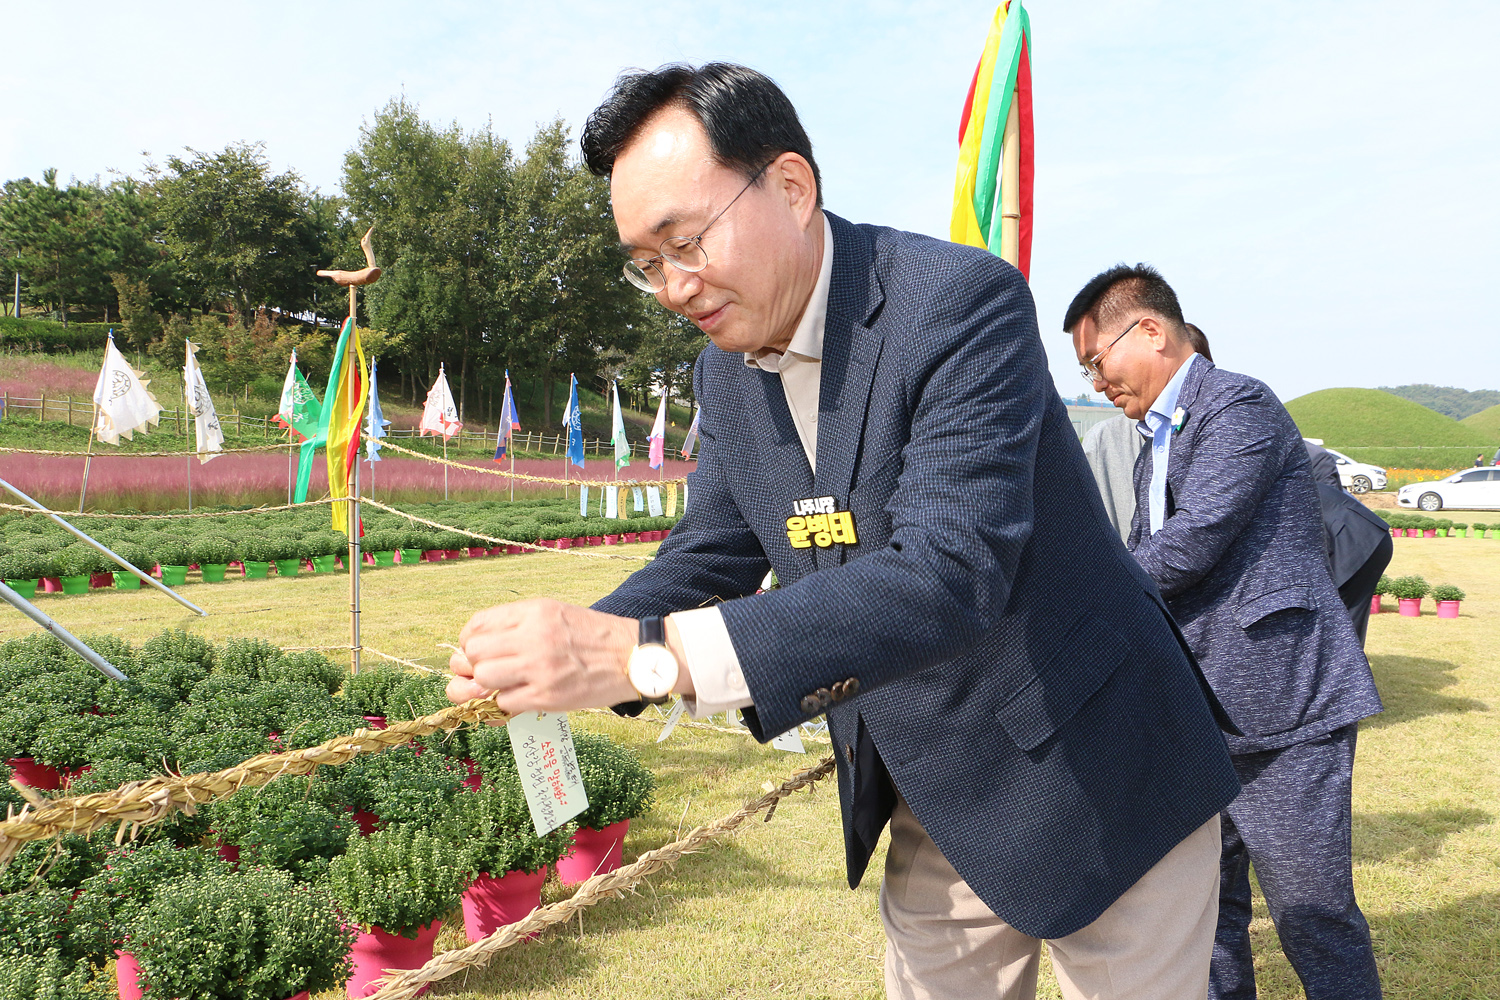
[{"x1": 786, "y1": 495, "x2": 858, "y2": 549}]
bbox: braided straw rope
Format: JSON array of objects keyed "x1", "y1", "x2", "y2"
[
  {"x1": 358, "y1": 496, "x2": 657, "y2": 563},
  {"x1": 368, "y1": 754, "x2": 837, "y2": 1000},
  {"x1": 0, "y1": 695, "x2": 512, "y2": 866},
  {"x1": 376, "y1": 438, "x2": 689, "y2": 488}
]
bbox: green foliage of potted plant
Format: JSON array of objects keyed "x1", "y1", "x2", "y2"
[
  {"x1": 339, "y1": 662, "x2": 407, "y2": 725},
  {"x1": 203, "y1": 775, "x2": 354, "y2": 881},
  {"x1": 1474, "y1": 522, "x2": 1489, "y2": 539},
  {"x1": 363, "y1": 530, "x2": 402, "y2": 567},
  {"x1": 0, "y1": 831, "x2": 108, "y2": 896},
  {"x1": 328, "y1": 745, "x2": 465, "y2": 831},
  {"x1": 29, "y1": 711, "x2": 111, "y2": 772},
  {"x1": 439, "y1": 780, "x2": 574, "y2": 941},
  {"x1": 56, "y1": 543, "x2": 107, "y2": 594},
  {"x1": 109, "y1": 541, "x2": 153, "y2": 590},
  {"x1": 1371, "y1": 575, "x2": 1392, "y2": 615},
  {"x1": 1435, "y1": 519, "x2": 1454, "y2": 538},
  {"x1": 396, "y1": 529, "x2": 426, "y2": 565},
  {"x1": 1390, "y1": 575, "x2": 1430, "y2": 616},
  {"x1": 190, "y1": 534, "x2": 238, "y2": 582},
  {"x1": 555, "y1": 732, "x2": 657, "y2": 884},
  {"x1": 152, "y1": 538, "x2": 192, "y2": 586},
  {"x1": 329, "y1": 825, "x2": 475, "y2": 996},
  {"x1": 306, "y1": 531, "x2": 344, "y2": 572},
  {"x1": 0, "y1": 948, "x2": 103, "y2": 1000},
  {"x1": 241, "y1": 534, "x2": 279, "y2": 578},
  {"x1": 1432, "y1": 584, "x2": 1466, "y2": 619},
  {"x1": 268, "y1": 531, "x2": 305, "y2": 577},
  {"x1": 0, "y1": 888, "x2": 100, "y2": 973},
  {"x1": 121, "y1": 869, "x2": 355, "y2": 1000},
  {"x1": 0, "y1": 549, "x2": 49, "y2": 599}
]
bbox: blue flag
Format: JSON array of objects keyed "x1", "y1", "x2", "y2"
[
  {"x1": 365, "y1": 358, "x2": 390, "y2": 462},
  {"x1": 493, "y1": 371, "x2": 521, "y2": 462},
  {"x1": 565, "y1": 374, "x2": 585, "y2": 469}
]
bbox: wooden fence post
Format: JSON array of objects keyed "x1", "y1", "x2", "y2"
[{"x1": 39, "y1": 392, "x2": 45, "y2": 423}]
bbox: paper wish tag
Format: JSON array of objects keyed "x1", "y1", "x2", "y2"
[
  {"x1": 507, "y1": 711, "x2": 589, "y2": 836},
  {"x1": 770, "y1": 729, "x2": 806, "y2": 754}
]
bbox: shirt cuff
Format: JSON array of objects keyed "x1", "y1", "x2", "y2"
[{"x1": 669, "y1": 606, "x2": 755, "y2": 719}]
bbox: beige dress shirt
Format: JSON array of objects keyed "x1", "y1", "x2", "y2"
[{"x1": 669, "y1": 214, "x2": 833, "y2": 717}]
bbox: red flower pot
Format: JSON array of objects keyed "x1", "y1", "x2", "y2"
[
  {"x1": 216, "y1": 842, "x2": 241, "y2": 864},
  {"x1": 572, "y1": 537, "x2": 587, "y2": 548},
  {"x1": 8, "y1": 757, "x2": 61, "y2": 790},
  {"x1": 1369, "y1": 595, "x2": 1382, "y2": 616},
  {"x1": 555, "y1": 820, "x2": 629, "y2": 885},
  {"x1": 363, "y1": 715, "x2": 388, "y2": 730},
  {"x1": 350, "y1": 810, "x2": 379, "y2": 836},
  {"x1": 1405, "y1": 529, "x2": 1419, "y2": 538},
  {"x1": 40, "y1": 576, "x2": 62, "y2": 592},
  {"x1": 462, "y1": 758, "x2": 482, "y2": 790},
  {"x1": 115, "y1": 950, "x2": 143, "y2": 1000},
  {"x1": 1437, "y1": 600, "x2": 1461, "y2": 619},
  {"x1": 622, "y1": 532, "x2": 638, "y2": 544},
  {"x1": 467, "y1": 547, "x2": 488, "y2": 558},
  {"x1": 461, "y1": 868, "x2": 546, "y2": 942},
  {"x1": 489, "y1": 547, "x2": 505, "y2": 556},
  {"x1": 422, "y1": 550, "x2": 445, "y2": 562},
  {"x1": 443, "y1": 549, "x2": 464, "y2": 560},
  {"x1": 555, "y1": 538, "x2": 572, "y2": 549},
  {"x1": 1423, "y1": 529, "x2": 1437, "y2": 538},
  {"x1": 506, "y1": 545, "x2": 523, "y2": 555},
  {"x1": 346, "y1": 922, "x2": 442, "y2": 998},
  {"x1": 90, "y1": 572, "x2": 115, "y2": 589},
  {"x1": 1398, "y1": 598, "x2": 1422, "y2": 617},
  {"x1": 586, "y1": 536, "x2": 603, "y2": 546}
]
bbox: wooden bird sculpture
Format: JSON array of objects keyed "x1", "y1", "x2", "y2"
[{"x1": 316, "y1": 227, "x2": 383, "y2": 286}]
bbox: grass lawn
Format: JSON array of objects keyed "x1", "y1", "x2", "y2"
[{"x1": 6, "y1": 536, "x2": 1498, "y2": 998}]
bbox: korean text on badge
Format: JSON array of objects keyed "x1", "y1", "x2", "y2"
[{"x1": 507, "y1": 711, "x2": 589, "y2": 837}]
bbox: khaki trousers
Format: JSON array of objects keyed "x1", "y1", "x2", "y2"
[{"x1": 880, "y1": 797, "x2": 1220, "y2": 1000}]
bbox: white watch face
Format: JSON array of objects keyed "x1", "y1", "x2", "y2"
[{"x1": 627, "y1": 644, "x2": 679, "y2": 699}]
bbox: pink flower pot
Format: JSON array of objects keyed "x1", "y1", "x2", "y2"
[
  {"x1": 555, "y1": 538, "x2": 572, "y2": 549},
  {"x1": 555, "y1": 819, "x2": 629, "y2": 885},
  {"x1": 350, "y1": 810, "x2": 379, "y2": 836},
  {"x1": 422, "y1": 550, "x2": 444, "y2": 562},
  {"x1": 115, "y1": 950, "x2": 143, "y2": 1000},
  {"x1": 572, "y1": 537, "x2": 587, "y2": 548},
  {"x1": 1423, "y1": 529, "x2": 1437, "y2": 538},
  {"x1": 586, "y1": 536, "x2": 603, "y2": 546},
  {"x1": 444, "y1": 549, "x2": 464, "y2": 560},
  {"x1": 1390, "y1": 528, "x2": 1399, "y2": 538},
  {"x1": 467, "y1": 547, "x2": 488, "y2": 558},
  {"x1": 1369, "y1": 595, "x2": 1382, "y2": 615},
  {"x1": 489, "y1": 547, "x2": 505, "y2": 556},
  {"x1": 8, "y1": 757, "x2": 61, "y2": 790},
  {"x1": 1398, "y1": 598, "x2": 1422, "y2": 617},
  {"x1": 40, "y1": 576, "x2": 62, "y2": 592},
  {"x1": 462, "y1": 758, "x2": 482, "y2": 790},
  {"x1": 622, "y1": 532, "x2": 638, "y2": 544},
  {"x1": 461, "y1": 868, "x2": 546, "y2": 942},
  {"x1": 1406, "y1": 529, "x2": 1419, "y2": 537},
  {"x1": 216, "y1": 842, "x2": 241, "y2": 864},
  {"x1": 363, "y1": 715, "x2": 388, "y2": 730},
  {"x1": 1437, "y1": 600, "x2": 1461, "y2": 619},
  {"x1": 506, "y1": 545, "x2": 523, "y2": 555},
  {"x1": 346, "y1": 922, "x2": 442, "y2": 998}
]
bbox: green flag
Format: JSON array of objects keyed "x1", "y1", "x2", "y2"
[{"x1": 277, "y1": 349, "x2": 322, "y2": 442}]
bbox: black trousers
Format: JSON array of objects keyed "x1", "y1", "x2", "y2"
[
  {"x1": 1339, "y1": 534, "x2": 1393, "y2": 646},
  {"x1": 1210, "y1": 725, "x2": 1380, "y2": 1000}
]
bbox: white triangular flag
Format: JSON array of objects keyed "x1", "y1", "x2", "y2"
[
  {"x1": 182, "y1": 341, "x2": 224, "y2": 463},
  {"x1": 419, "y1": 364, "x2": 463, "y2": 440},
  {"x1": 92, "y1": 334, "x2": 162, "y2": 446}
]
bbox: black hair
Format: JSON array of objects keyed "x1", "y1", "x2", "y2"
[
  {"x1": 1062, "y1": 263, "x2": 1186, "y2": 339},
  {"x1": 580, "y1": 62, "x2": 822, "y2": 207},
  {"x1": 1184, "y1": 323, "x2": 1213, "y2": 362}
]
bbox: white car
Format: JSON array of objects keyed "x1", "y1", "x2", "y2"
[
  {"x1": 1303, "y1": 440, "x2": 1387, "y2": 493},
  {"x1": 1398, "y1": 467, "x2": 1500, "y2": 511}
]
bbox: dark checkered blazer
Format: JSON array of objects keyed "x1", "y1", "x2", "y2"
[
  {"x1": 595, "y1": 213, "x2": 1238, "y2": 938},
  {"x1": 1127, "y1": 357, "x2": 1383, "y2": 754}
]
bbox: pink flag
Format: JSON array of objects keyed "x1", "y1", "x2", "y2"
[{"x1": 648, "y1": 395, "x2": 667, "y2": 469}]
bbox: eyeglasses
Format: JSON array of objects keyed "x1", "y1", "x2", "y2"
[
  {"x1": 622, "y1": 162, "x2": 771, "y2": 294},
  {"x1": 1078, "y1": 318, "x2": 1142, "y2": 383}
]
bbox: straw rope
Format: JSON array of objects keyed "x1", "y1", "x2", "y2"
[
  {"x1": 0, "y1": 498, "x2": 337, "y2": 520},
  {"x1": 0, "y1": 695, "x2": 511, "y2": 866},
  {"x1": 376, "y1": 439, "x2": 689, "y2": 488},
  {"x1": 367, "y1": 754, "x2": 837, "y2": 1000},
  {"x1": 358, "y1": 497, "x2": 657, "y2": 563}
]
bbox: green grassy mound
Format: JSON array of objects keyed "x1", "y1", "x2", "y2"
[
  {"x1": 1286, "y1": 389, "x2": 1497, "y2": 449},
  {"x1": 1461, "y1": 403, "x2": 1500, "y2": 441}
]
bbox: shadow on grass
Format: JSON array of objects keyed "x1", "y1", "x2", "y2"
[
  {"x1": 1370, "y1": 892, "x2": 1500, "y2": 999},
  {"x1": 1354, "y1": 805, "x2": 1494, "y2": 863},
  {"x1": 1364, "y1": 655, "x2": 1488, "y2": 729}
]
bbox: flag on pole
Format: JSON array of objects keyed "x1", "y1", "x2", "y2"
[
  {"x1": 365, "y1": 358, "x2": 390, "y2": 461},
  {"x1": 92, "y1": 333, "x2": 162, "y2": 445},
  {"x1": 610, "y1": 381, "x2": 631, "y2": 471},
  {"x1": 419, "y1": 364, "x2": 462, "y2": 440},
  {"x1": 565, "y1": 374, "x2": 585, "y2": 469},
  {"x1": 647, "y1": 395, "x2": 667, "y2": 469},
  {"x1": 951, "y1": 0, "x2": 1034, "y2": 277},
  {"x1": 493, "y1": 371, "x2": 521, "y2": 462},
  {"x1": 680, "y1": 405, "x2": 701, "y2": 460},
  {"x1": 275, "y1": 349, "x2": 321, "y2": 442},
  {"x1": 323, "y1": 318, "x2": 368, "y2": 530},
  {"x1": 182, "y1": 341, "x2": 223, "y2": 464}
]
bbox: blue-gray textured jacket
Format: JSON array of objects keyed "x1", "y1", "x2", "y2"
[
  {"x1": 1127, "y1": 356, "x2": 1383, "y2": 754},
  {"x1": 595, "y1": 213, "x2": 1239, "y2": 938}
]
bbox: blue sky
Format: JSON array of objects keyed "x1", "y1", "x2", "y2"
[{"x1": 2, "y1": 1, "x2": 1494, "y2": 405}]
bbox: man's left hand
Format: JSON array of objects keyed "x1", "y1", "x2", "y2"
[{"x1": 446, "y1": 598, "x2": 640, "y2": 713}]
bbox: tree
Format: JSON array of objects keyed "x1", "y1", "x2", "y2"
[
  {"x1": 150, "y1": 143, "x2": 323, "y2": 324},
  {"x1": 0, "y1": 170, "x2": 111, "y2": 325}
]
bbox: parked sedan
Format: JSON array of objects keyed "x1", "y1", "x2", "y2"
[{"x1": 1397, "y1": 467, "x2": 1500, "y2": 511}]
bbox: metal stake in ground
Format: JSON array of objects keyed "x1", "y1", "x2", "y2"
[{"x1": 317, "y1": 227, "x2": 382, "y2": 675}]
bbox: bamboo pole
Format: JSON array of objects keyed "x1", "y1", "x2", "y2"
[
  {"x1": 77, "y1": 404, "x2": 98, "y2": 512},
  {"x1": 998, "y1": 84, "x2": 1022, "y2": 267}
]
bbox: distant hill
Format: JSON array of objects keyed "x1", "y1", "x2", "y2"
[
  {"x1": 1461, "y1": 403, "x2": 1500, "y2": 440},
  {"x1": 1377, "y1": 384, "x2": 1500, "y2": 420},
  {"x1": 1284, "y1": 388, "x2": 1495, "y2": 448}
]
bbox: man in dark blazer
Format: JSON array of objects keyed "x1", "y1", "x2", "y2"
[
  {"x1": 1306, "y1": 443, "x2": 1394, "y2": 644},
  {"x1": 446, "y1": 64, "x2": 1239, "y2": 998},
  {"x1": 1066, "y1": 264, "x2": 1384, "y2": 1000}
]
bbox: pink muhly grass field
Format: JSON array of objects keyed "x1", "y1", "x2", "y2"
[{"x1": 0, "y1": 451, "x2": 698, "y2": 511}]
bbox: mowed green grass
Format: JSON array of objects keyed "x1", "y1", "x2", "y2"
[
  {"x1": 8, "y1": 537, "x2": 1499, "y2": 998},
  {"x1": 1462, "y1": 403, "x2": 1500, "y2": 440}
]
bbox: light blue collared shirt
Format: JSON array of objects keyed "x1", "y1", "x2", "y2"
[{"x1": 1138, "y1": 354, "x2": 1199, "y2": 535}]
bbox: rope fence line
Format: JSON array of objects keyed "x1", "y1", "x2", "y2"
[
  {"x1": 375, "y1": 439, "x2": 689, "y2": 488},
  {"x1": 367, "y1": 754, "x2": 837, "y2": 1000},
  {"x1": 0, "y1": 443, "x2": 297, "y2": 457},
  {"x1": 358, "y1": 497, "x2": 657, "y2": 563},
  {"x1": 0, "y1": 498, "x2": 338, "y2": 520},
  {"x1": 0, "y1": 695, "x2": 512, "y2": 866}
]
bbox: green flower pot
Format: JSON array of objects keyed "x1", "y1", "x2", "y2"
[
  {"x1": 5, "y1": 579, "x2": 38, "y2": 599},
  {"x1": 60, "y1": 574, "x2": 90, "y2": 595},
  {"x1": 160, "y1": 565, "x2": 189, "y2": 586},
  {"x1": 312, "y1": 554, "x2": 338, "y2": 573},
  {"x1": 114, "y1": 573, "x2": 142, "y2": 590},
  {"x1": 201, "y1": 563, "x2": 229, "y2": 583},
  {"x1": 398, "y1": 548, "x2": 423, "y2": 565},
  {"x1": 242, "y1": 560, "x2": 271, "y2": 579},
  {"x1": 274, "y1": 558, "x2": 301, "y2": 578},
  {"x1": 374, "y1": 550, "x2": 397, "y2": 567}
]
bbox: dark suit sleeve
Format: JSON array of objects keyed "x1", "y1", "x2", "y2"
[
  {"x1": 591, "y1": 358, "x2": 771, "y2": 620},
  {"x1": 719, "y1": 262, "x2": 1047, "y2": 738},
  {"x1": 1130, "y1": 388, "x2": 1292, "y2": 599}
]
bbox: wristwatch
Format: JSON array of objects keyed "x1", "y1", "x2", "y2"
[{"x1": 626, "y1": 616, "x2": 679, "y2": 704}]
